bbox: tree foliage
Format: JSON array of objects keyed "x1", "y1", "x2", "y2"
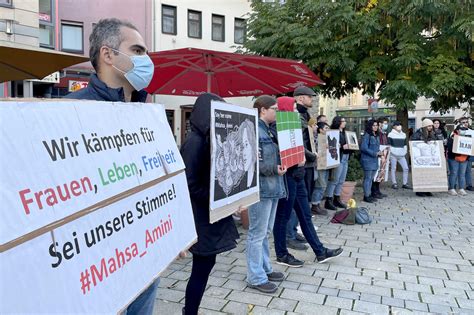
[{"x1": 245, "y1": 0, "x2": 474, "y2": 115}]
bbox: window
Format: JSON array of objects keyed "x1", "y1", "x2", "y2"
[
  {"x1": 188, "y1": 10, "x2": 202, "y2": 39},
  {"x1": 234, "y1": 18, "x2": 246, "y2": 44},
  {"x1": 212, "y1": 14, "x2": 225, "y2": 42},
  {"x1": 39, "y1": 0, "x2": 52, "y2": 22},
  {"x1": 39, "y1": 24, "x2": 54, "y2": 48},
  {"x1": 162, "y1": 4, "x2": 177, "y2": 35},
  {"x1": 61, "y1": 22, "x2": 83, "y2": 53},
  {"x1": 0, "y1": 0, "x2": 12, "y2": 7}
]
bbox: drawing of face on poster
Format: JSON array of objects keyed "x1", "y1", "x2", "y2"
[
  {"x1": 327, "y1": 135, "x2": 339, "y2": 161},
  {"x1": 213, "y1": 112, "x2": 257, "y2": 202},
  {"x1": 411, "y1": 142, "x2": 441, "y2": 168}
]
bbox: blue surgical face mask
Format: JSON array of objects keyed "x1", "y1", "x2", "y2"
[
  {"x1": 110, "y1": 48, "x2": 154, "y2": 91},
  {"x1": 382, "y1": 123, "x2": 388, "y2": 131}
]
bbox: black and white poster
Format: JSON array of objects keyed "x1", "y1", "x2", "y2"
[{"x1": 210, "y1": 101, "x2": 259, "y2": 223}]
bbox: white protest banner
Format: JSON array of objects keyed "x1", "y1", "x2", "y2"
[
  {"x1": 409, "y1": 140, "x2": 448, "y2": 192},
  {"x1": 0, "y1": 101, "x2": 197, "y2": 313},
  {"x1": 317, "y1": 130, "x2": 340, "y2": 170},
  {"x1": 453, "y1": 135, "x2": 474, "y2": 156},
  {"x1": 0, "y1": 101, "x2": 184, "y2": 247},
  {"x1": 210, "y1": 101, "x2": 259, "y2": 223},
  {"x1": 374, "y1": 145, "x2": 390, "y2": 182},
  {"x1": 0, "y1": 172, "x2": 196, "y2": 313}
]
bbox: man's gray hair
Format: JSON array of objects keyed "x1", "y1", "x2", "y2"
[{"x1": 89, "y1": 18, "x2": 138, "y2": 71}]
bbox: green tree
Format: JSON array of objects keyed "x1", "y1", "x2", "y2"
[{"x1": 245, "y1": 0, "x2": 474, "y2": 128}]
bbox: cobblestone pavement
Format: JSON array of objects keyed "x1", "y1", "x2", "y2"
[{"x1": 154, "y1": 177, "x2": 474, "y2": 315}]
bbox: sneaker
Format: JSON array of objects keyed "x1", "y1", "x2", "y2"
[
  {"x1": 363, "y1": 196, "x2": 376, "y2": 203},
  {"x1": 276, "y1": 254, "x2": 304, "y2": 268},
  {"x1": 448, "y1": 189, "x2": 458, "y2": 196},
  {"x1": 392, "y1": 184, "x2": 399, "y2": 189},
  {"x1": 287, "y1": 239, "x2": 308, "y2": 251},
  {"x1": 402, "y1": 184, "x2": 412, "y2": 189},
  {"x1": 295, "y1": 233, "x2": 307, "y2": 243},
  {"x1": 311, "y1": 204, "x2": 328, "y2": 215},
  {"x1": 458, "y1": 189, "x2": 467, "y2": 196},
  {"x1": 317, "y1": 248, "x2": 344, "y2": 264},
  {"x1": 267, "y1": 271, "x2": 285, "y2": 282},
  {"x1": 248, "y1": 281, "x2": 278, "y2": 293},
  {"x1": 466, "y1": 186, "x2": 474, "y2": 191}
]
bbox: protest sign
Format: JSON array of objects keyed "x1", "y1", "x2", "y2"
[
  {"x1": 317, "y1": 130, "x2": 340, "y2": 170},
  {"x1": 275, "y1": 111, "x2": 305, "y2": 168},
  {"x1": 210, "y1": 101, "x2": 259, "y2": 223},
  {"x1": 453, "y1": 135, "x2": 474, "y2": 156},
  {"x1": 409, "y1": 140, "x2": 448, "y2": 192},
  {"x1": 374, "y1": 145, "x2": 390, "y2": 182},
  {"x1": 345, "y1": 131, "x2": 359, "y2": 150},
  {"x1": 0, "y1": 101, "x2": 196, "y2": 313},
  {"x1": 308, "y1": 126, "x2": 317, "y2": 154}
]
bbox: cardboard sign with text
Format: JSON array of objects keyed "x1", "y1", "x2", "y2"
[
  {"x1": 209, "y1": 101, "x2": 259, "y2": 223},
  {"x1": 453, "y1": 135, "x2": 474, "y2": 156},
  {"x1": 409, "y1": 140, "x2": 448, "y2": 192},
  {"x1": 0, "y1": 101, "x2": 197, "y2": 313}
]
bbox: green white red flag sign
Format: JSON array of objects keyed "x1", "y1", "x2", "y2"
[{"x1": 276, "y1": 111, "x2": 305, "y2": 168}]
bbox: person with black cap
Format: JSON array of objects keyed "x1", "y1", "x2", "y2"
[
  {"x1": 293, "y1": 86, "x2": 326, "y2": 215},
  {"x1": 388, "y1": 121, "x2": 411, "y2": 189}
]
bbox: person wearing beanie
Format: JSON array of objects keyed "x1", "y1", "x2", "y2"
[
  {"x1": 411, "y1": 118, "x2": 437, "y2": 197},
  {"x1": 277, "y1": 96, "x2": 296, "y2": 112},
  {"x1": 276, "y1": 96, "x2": 309, "y2": 251},
  {"x1": 446, "y1": 125, "x2": 470, "y2": 196},
  {"x1": 388, "y1": 121, "x2": 411, "y2": 189}
]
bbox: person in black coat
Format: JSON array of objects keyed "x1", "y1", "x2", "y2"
[{"x1": 181, "y1": 93, "x2": 239, "y2": 315}]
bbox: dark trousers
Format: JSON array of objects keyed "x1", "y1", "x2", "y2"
[
  {"x1": 304, "y1": 167, "x2": 315, "y2": 202},
  {"x1": 273, "y1": 174, "x2": 325, "y2": 258},
  {"x1": 184, "y1": 254, "x2": 217, "y2": 315},
  {"x1": 371, "y1": 181, "x2": 381, "y2": 195}
]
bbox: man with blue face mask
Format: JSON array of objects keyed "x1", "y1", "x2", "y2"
[
  {"x1": 65, "y1": 18, "x2": 157, "y2": 315},
  {"x1": 66, "y1": 18, "x2": 154, "y2": 102}
]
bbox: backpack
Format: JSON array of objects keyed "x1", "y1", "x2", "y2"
[{"x1": 355, "y1": 207, "x2": 372, "y2": 224}]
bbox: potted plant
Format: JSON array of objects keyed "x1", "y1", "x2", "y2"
[{"x1": 341, "y1": 152, "x2": 364, "y2": 203}]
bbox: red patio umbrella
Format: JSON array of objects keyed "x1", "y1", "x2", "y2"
[{"x1": 146, "y1": 47, "x2": 324, "y2": 98}]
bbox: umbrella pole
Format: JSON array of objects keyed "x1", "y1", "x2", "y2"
[{"x1": 207, "y1": 72, "x2": 211, "y2": 93}]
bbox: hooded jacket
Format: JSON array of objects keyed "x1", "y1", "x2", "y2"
[
  {"x1": 65, "y1": 73, "x2": 148, "y2": 102},
  {"x1": 388, "y1": 129, "x2": 407, "y2": 157},
  {"x1": 180, "y1": 93, "x2": 239, "y2": 256}
]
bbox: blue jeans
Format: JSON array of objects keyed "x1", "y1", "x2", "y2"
[
  {"x1": 363, "y1": 170, "x2": 377, "y2": 197},
  {"x1": 273, "y1": 175, "x2": 325, "y2": 258},
  {"x1": 311, "y1": 170, "x2": 329, "y2": 205},
  {"x1": 286, "y1": 209, "x2": 298, "y2": 240},
  {"x1": 448, "y1": 159, "x2": 468, "y2": 190},
  {"x1": 246, "y1": 198, "x2": 278, "y2": 285},
  {"x1": 466, "y1": 161, "x2": 473, "y2": 187},
  {"x1": 326, "y1": 154, "x2": 349, "y2": 197},
  {"x1": 126, "y1": 278, "x2": 159, "y2": 315}
]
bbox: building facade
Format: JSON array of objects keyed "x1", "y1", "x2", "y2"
[{"x1": 152, "y1": 0, "x2": 253, "y2": 144}]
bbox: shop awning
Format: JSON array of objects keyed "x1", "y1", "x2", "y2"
[{"x1": 0, "y1": 40, "x2": 89, "y2": 83}]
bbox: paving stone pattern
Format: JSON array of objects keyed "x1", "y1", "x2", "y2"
[{"x1": 154, "y1": 177, "x2": 474, "y2": 314}]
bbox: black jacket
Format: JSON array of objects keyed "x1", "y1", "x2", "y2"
[
  {"x1": 64, "y1": 74, "x2": 148, "y2": 102},
  {"x1": 180, "y1": 93, "x2": 239, "y2": 256},
  {"x1": 296, "y1": 104, "x2": 317, "y2": 168}
]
